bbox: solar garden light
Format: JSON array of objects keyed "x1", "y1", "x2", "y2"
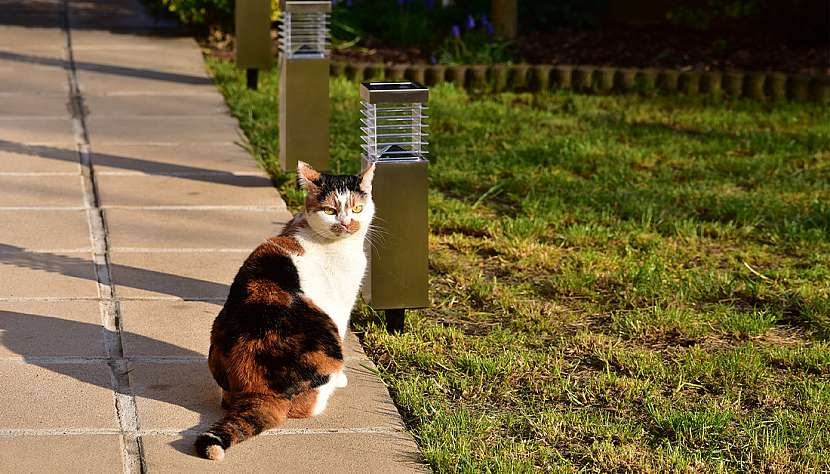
[
  {"x1": 359, "y1": 82, "x2": 430, "y2": 333},
  {"x1": 235, "y1": 0, "x2": 273, "y2": 90},
  {"x1": 278, "y1": 0, "x2": 331, "y2": 172}
]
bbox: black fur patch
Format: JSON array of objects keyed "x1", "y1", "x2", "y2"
[{"x1": 312, "y1": 173, "x2": 366, "y2": 201}]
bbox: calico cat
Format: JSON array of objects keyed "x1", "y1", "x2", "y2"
[{"x1": 195, "y1": 161, "x2": 376, "y2": 461}]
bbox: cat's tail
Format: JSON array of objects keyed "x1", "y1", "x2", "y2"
[{"x1": 194, "y1": 392, "x2": 290, "y2": 461}]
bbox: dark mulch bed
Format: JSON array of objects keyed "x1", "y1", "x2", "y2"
[{"x1": 330, "y1": 25, "x2": 828, "y2": 75}]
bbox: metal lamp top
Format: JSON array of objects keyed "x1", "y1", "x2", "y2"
[
  {"x1": 281, "y1": 0, "x2": 331, "y2": 13},
  {"x1": 360, "y1": 82, "x2": 429, "y2": 104}
]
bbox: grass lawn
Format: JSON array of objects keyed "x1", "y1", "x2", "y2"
[{"x1": 207, "y1": 58, "x2": 830, "y2": 473}]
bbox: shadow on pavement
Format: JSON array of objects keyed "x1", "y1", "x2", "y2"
[
  {"x1": 0, "y1": 243, "x2": 231, "y2": 301},
  {"x1": 0, "y1": 140, "x2": 273, "y2": 188},
  {"x1": 0, "y1": 310, "x2": 223, "y2": 456},
  {"x1": 0, "y1": 50, "x2": 213, "y2": 86}
]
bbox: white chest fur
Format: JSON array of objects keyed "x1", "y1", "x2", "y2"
[{"x1": 290, "y1": 232, "x2": 367, "y2": 339}]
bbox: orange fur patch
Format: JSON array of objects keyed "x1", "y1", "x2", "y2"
[
  {"x1": 301, "y1": 350, "x2": 344, "y2": 375},
  {"x1": 263, "y1": 236, "x2": 304, "y2": 256},
  {"x1": 245, "y1": 279, "x2": 293, "y2": 305},
  {"x1": 288, "y1": 389, "x2": 318, "y2": 419}
]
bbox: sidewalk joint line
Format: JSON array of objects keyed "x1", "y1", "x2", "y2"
[
  {"x1": 101, "y1": 205, "x2": 287, "y2": 211},
  {"x1": 0, "y1": 116, "x2": 74, "y2": 120},
  {"x1": 91, "y1": 141, "x2": 241, "y2": 146},
  {"x1": 0, "y1": 354, "x2": 365, "y2": 363},
  {"x1": 62, "y1": 4, "x2": 145, "y2": 472},
  {"x1": 0, "y1": 296, "x2": 101, "y2": 302},
  {"x1": 0, "y1": 172, "x2": 80, "y2": 177},
  {"x1": 95, "y1": 171, "x2": 268, "y2": 177},
  {"x1": 0, "y1": 206, "x2": 87, "y2": 211},
  {"x1": 0, "y1": 248, "x2": 92, "y2": 253},
  {"x1": 117, "y1": 296, "x2": 227, "y2": 302},
  {"x1": 88, "y1": 115, "x2": 231, "y2": 120},
  {"x1": 110, "y1": 248, "x2": 253, "y2": 253},
  {"x1": 0, "y1": 427, "x2": 402, "y2": 437},
  {"x1": 101, "y1": 92, "x2": 221, "y2": 97}
]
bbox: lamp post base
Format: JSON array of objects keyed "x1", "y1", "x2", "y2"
[
  {"x1": 385, "y1": 309, "x2": 405, "y2": 333},
  {"x1": 246, "y1": 68, "x2": 258, "y2": 90}
]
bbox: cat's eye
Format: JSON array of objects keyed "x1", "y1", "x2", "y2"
[
  {"x1": 323, "y1": 207, "x2": 336, "y2": 215},
  {"x1": 352, "y1": 205, "x2": 363, "y2": 213}
]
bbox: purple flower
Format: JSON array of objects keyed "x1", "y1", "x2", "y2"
[
  {"x1": 451, "y1": 24, "x2": 461, "y2": 39},
  {"x1": 346, "y1": 0, "x2": 352, "y2": 6},
  {"x1": 485, "y1": 22, "x2": 494, "y2": 36},
  {"x1": 429, "y1": 54, "x2": 437, "y2": 65},
  {"x1": 466, "y1": 14, "x2": 475, "y2": 29},
  {"x1": 331, "y1": 0, "x2": 337, "y2": 5},
  {"x1": 398, "y1": 0, "x2": 406, "y2": 5},
  {"x1": 424, "y1": 0, "x2": 434, "y2": 10}
]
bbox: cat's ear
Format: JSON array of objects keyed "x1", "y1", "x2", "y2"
[
  {"x1": 359, "y1": 163, "x2": 375, "y2": 194},
  {"x1": 297, "y1": 161, "x2": 321, "y2": 192}
]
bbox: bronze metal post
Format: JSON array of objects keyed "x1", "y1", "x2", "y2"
[
  {"x1": 235, "y1": 0, "x2": 273, "y2": 89},
  {"x1": 359, "y1": 82, "x2": 431, "y2": 331},
  {"x1": 278, "y1": 0, "x2": 331, "y2": 172}
]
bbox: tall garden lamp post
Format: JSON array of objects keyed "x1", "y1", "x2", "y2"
[
  {"x1": 359, "y1": 82, "x2": 430, "y2": 333},
  {"x1": 235, "y1": 0, "x2": 273, "y2": 90},
  {"x1": 278, "y1": 0, "x2": 331, "y2": 172}
]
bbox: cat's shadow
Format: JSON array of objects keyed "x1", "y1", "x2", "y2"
[{"x1": 0, "y1": 310, "x2": 222, "y2": 457}]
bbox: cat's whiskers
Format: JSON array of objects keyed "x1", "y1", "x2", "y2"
[{"x1": 364, "y1": 223, "x2": 389, "y2": 253}]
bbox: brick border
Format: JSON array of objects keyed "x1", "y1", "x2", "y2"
[{"x1": 330, "y1": 61, "x2": 830, "y2": 103}]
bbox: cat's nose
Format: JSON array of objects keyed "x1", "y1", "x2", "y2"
[{"x1": 339, "y1": 217, "x2": 352, "y2": 227}]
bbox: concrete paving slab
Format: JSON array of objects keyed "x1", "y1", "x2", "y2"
[
  {"x1": 109, "y1": 252, "x2": 242, "y2": 299},
  {"x1": 0, "y1": 175, "x2": 84, "y2": 207},
  {"x1": 73, "y1": 47, "x2": 208, "y2": 74},
  {"x1": 129, "y1": 361, "x2": 218, "y2": 430},
  {"x1": 0, "y1": 251, "x2": 99, "y2": 298},
  {"x1": 0, "y1": 93, "x2": 73, "y2": 116},
  {"x1": 70, "y1": 30, "x2": 197, "y2": 50},
  {"x1": 0, "y1": 301, "x2": 104, "y2": 357},
  {"x1": 0, "y1": 210, "x2": 90, "y2": 251},
  {"x1": 0, "y1": 25, "x2": 65, "y2": 47},
  {"x1": 0, "y1": 142, "x2": 79, "y2": 173},
  {"x1": 77, "y1": 69, "x2": 216, "y2": 95},
  {"x1": 0, "y1": 361, "x2": 118, "y2": 428},
  {"x1": 105, "y1": 209, "x2": 289, "y2": 250},
  {"x1": 120, "y1": 300, "x2": 216, "y2": 357},
  {"x1": 0, "y1": 435, "x2": 123, "y2": 474},
  {"x1": 143, "y1": 432, "x2": 426, "y2": 473},
  {"x1": 0, "y1": 64, "x2": 68, "y2": 93},
  {"x1": 87, "y1": 116, "x2": 241, "y2": 144},
  {"x1": 97, "y1": 175, "x2": 279, "y2": 207},
  {"x1": 0, "y1": 46, "x2": 66, "y2": 64},
  {"x1": 85, "y1": 93, "x2": 228, "y2": 117},
  {"x1": 90, "y1": 142, "x2": 264, "y2": 174},
  {"x1": 0, "y1": 117, "x2": 76, "y2": 144}
]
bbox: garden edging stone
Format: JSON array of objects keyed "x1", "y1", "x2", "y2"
[{"x1": 329, "y1": 59, "x2": 828, "y2": 103}]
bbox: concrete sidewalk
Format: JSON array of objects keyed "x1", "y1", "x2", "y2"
[{"x1": 0, "y1": 0, "x2": 424, "y2": 472}]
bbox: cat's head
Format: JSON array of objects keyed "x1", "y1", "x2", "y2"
[{"x1": 297, "y1": 161, "x2": 376, "y2": 240}]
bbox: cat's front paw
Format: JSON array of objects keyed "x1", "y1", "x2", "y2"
[{"x1": 333, "y1": 371, "x2": 348, "y2": 388}]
